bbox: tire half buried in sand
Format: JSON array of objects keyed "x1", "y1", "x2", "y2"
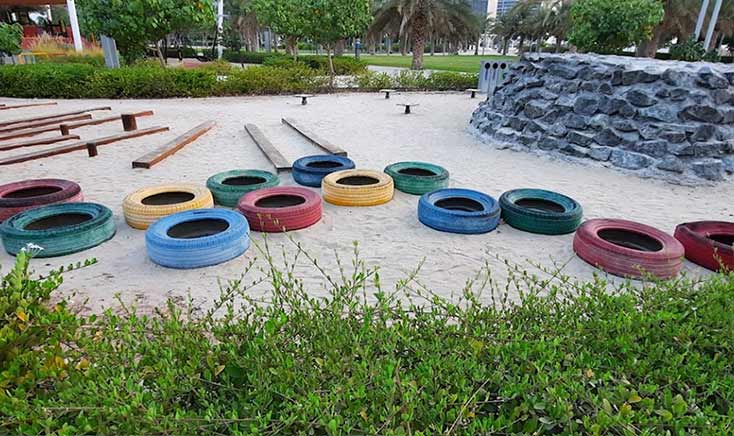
[
  {"x1": 146, "y1": 209, "x2": 250, "y2": 269},
  {"x1": 322, "y1": 169, "x2": 394, "y2": 206},
  {"x1": 0, "y1": 202, "x2": 115, "y2": 257},
  {"x1": 123, "y1": 183, "x2": 214, "y2": 229}
]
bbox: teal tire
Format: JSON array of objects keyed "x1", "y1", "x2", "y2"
[
  {"x1": 0, "y1": 202, "x2": 116, "y2": 257},
  {"x1": 206, "y1": 170, "x2": 279, "y2": 207},
  {"x1": 384, "y1": 161, "x2": 449, "y2": 195},
  {"x1": 499, "y1": 188, "x2": 582, "y2": 235}
]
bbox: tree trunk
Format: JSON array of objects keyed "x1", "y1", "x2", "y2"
[
  {"x1": 335, "y1": 39, "x2": 345, "y2": 56},
  {"x1": 411, "y1": 12, "x2": 427, "y2": 70},
  {"x1": 636, "y1": 25, "x2": 665, "y2": 57},
  {"x1": 156, "y1": 40, "x2": 166, "y2": 67},
  {"x1": 430, "y1": 34, "x2": 435, "y2": 56},
  {"x1": 517, "y1": 35, "x2": 525, "y2": 55},
  {"x1": 554, "y1": 37, "x2": 562, "y2": 53},
  {"x1": 400, "y1": 33, "x2": 407, "y2": 56},
  {"x1": 326, "y1": 45, "x2": 335, "y2": 88},
  {"x1": 502, "y1": 37, "x2": 509, "y2": 55},
  {"x1": 286, "y1": 36, "x2": 299, "y2": 60}
]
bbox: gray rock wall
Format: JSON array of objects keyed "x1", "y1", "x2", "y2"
[{"x1": 469, "y1": 54, "x2": 734, "y2": 183}]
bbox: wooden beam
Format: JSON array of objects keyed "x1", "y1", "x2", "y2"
[
  {"x1": 0, "y1": 125, "x2": 65, "y2": 142},
  {"x1": 244, "y1": 124, "x2": 291, "y2": 171},
  {"x1": 132, "y1": 121, "x2": 215, "y2": 169},
  {"x1": 58, "y1": 111, "x2": 154, "y2": 135},
  {"x1": 0, "y1": 102, "x2": 57, "y2": 111},
  {"x1": 281, "y1": 117, "x2": 347, "y2": 156},
  {"x1": 0, "y1": 107, "x2": 112, "y2": 128},
  {"x1": 0, "y1": 126, "x2": 170, "y2": 166},
  {"x1": 0, "y1": 134, "x2": 80, "y2": 152},
  {"x1": 0, "y1": 113, "x2": 91, "y2": 133}
]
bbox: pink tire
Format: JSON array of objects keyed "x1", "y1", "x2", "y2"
[{"x1": 0, "y1": 179, "x2": 83, "y2": 222}]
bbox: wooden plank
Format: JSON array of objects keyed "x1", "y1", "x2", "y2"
[
  {"x1": 0, "y1": 113, "x2": 91, "y2": 133},
  {"x1": 281, "y1": 117, "x2": 347, "y2": 156},
  {"x1": 0, "y1": 134, "x2": 80, "y2": 152},
  {"x1": 58, "y1": 111, "x2": 154, "y2": 133},
  {"x1": 0, "y1": 102, "x2": 57, "y2": 111},
  {"x1": 132, "y1": 121, "x2": 215, "y2": 169},
  {"x1": 0, "y1": 106, "x2": 112, "y2": 128},
  {"x1": 0, "y1": 124, "x2": 64, "y2": 142},
  {"x1": 0, "y1": 126, "x2": 169, "y2": 166},
  {"x1": 244, "y1": 124, "x2": 291, "y2": 171}
]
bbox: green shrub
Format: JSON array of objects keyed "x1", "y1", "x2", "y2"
[
  {"x1": 223, "y1": 50, "x2": 367, "y2": 74},
  {"x1": 355, "y1": 71, "x2": 394, "y2": 89},
  {"x1": 37, "y1": 54, "x2": 105, "y2": 66},
  {"x1": 1, "y1": 242, "x2": 733, "y2": 434},
  {"x1": 222, "y1": 65, "x2": 326, "y2": 95},
  {"x1": 222, "y1": 50, "x2": 284, "y2": 64},
  {"x1": 0, "y1": 22, "x2": 23, "y2": 57},
  {"x1": 669, "y1": 37, "x2": 706, "y2": 62},
  {"x1": 355, "y1": 70, "x2": 477, "y2": 91}
]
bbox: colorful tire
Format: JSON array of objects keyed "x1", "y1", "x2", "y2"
[
  {"x1": 206, "y1": 169, "x2": 279, "y2": 207},
  {"x1": 384, "y1": 161, "x2": 449, "y2": 195},
  {"x1": 418, "y1": 188, "x2": 500, "y2": 234},
  {"x1": 146, "y1": 209, "x2": 250, "y2": 269},
  {"x1": 292, "y1": 155, "x2": 356, "y2": 187},
  {"x1": 322, "y1": 170, "x2": 394, "y2": 206},
  {"x1": 573, "y1": 218, "x2": 684, "y2": 280},
  {"x1": 674, "y1": 221, "x2": 734, "y2": 272},
  {"x1": 123, "y1": 184, "x2": 214, "y2": 230},
  {"x1": 0, "y1": 179, "x2": 83, "y2": 222},
  {"x1": 237, "y1": 186, "x2": 322, "y2": 232},
  {"x1": 0, "y1": 202, "x2": 115, "y2": 257},
  {"x1": 499, "y1": 188, "x2": 582, "y2": 235}
]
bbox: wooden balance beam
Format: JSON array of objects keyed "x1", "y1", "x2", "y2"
[
  {"x1": 244, "y1": 124, "x2": 291, "y2": 172},
  {"x1": 0, "y1": 102, "x2": 57, "y2": 111},
  {"x1": 0, "y1": 124, "x2": 71, "y2": 142},
  {"x1": 0, "y1": 113, "x2": 92, "y2": 134},
  {"x1": 0, "y1": 126, "x2": 169, "y2": 166},
  {"x1": 59, "y1": 111, "x2": 154, "y2": 135},
  {"x1": 0, "y1": 107, "x2": 111, "y2": 128},
  {"x1": 281, "y1": 117, "x2": 347, "y2": 156},
  {"x1": 0, "y1": 134, "x2": 80, "y2": 153},
  {"x1": 132, "y1": 121, "x2": 215, "y2": 169}
]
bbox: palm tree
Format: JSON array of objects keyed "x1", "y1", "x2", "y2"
[
  {"x1": 226, "y1": 0, "x2": 261, "y2": 53},
  {"x1": 369, "y1": 0, "x2": 480, "y2": 70}
]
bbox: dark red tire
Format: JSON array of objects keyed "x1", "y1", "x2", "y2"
[
  {"x1": 237, "y1": 186, "x2": 322, "y2": 232},
  {"x1": 573, "y1": 218, "x2": 684, "y2": 280},
  {"x1": 0, "y1": 179, "x2": 83, "y2": 222},
  {"x1": 674, "y1": 221, "x2": 734, "y2": 272}
]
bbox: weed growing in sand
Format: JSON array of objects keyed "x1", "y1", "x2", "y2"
[{"x1": 1, "y1": 240, "x2": 733, "y2": 434}]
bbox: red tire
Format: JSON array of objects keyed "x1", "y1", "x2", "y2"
[
  {"x1": 237, "y1": 186, "x2": 322, "y2": 232},
  {"x1": 573, "y1": 218, "x2": 684, "y2": 280},
  {"x1": 0, "y1": 179, "x2": 83, "y2": 222},
  {"x1": 674, "y1": 221, "x2": 734, "y2": 272}
]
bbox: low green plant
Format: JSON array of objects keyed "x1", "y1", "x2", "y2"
[
  {"x1": 37, "y1": 54, "x2": 106, "y2": 66},
  {"x1": 670, "y1": 37, "x2": 706, "y2": 62},
  {"x1": 1, "y1": 239, "x2": 733, "y2": 434},
  {"x1": 0, "y1": 22, "x2": 23, "y2": 57},
  {"x1": 356, "y1": 70, "x2": 477, "y2": 91}
]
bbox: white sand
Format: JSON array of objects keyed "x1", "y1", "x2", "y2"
[{"x1": 0, "y1": 93, "x2": 731, "y2": 313}]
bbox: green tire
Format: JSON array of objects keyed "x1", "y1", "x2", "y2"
[
  {"x1": 206, "y1": 170, "x2": 280, "y2": 207},
  {"x1": 384, "y1": 162, "x2": 449, "y2": 195},
  {"x1": 499, "y1": 188, "x2": 583, "y2": 235},
  {"x1": 0, "y1": 202, "x2": 116, "y2": 257}
]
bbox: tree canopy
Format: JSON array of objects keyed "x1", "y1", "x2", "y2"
[
  {"x1": 0, "y1": 22, "x2": 23, "y2": 58},
  {"x1": 77, "y1": 0, "x2": 215, "y2": 64}
]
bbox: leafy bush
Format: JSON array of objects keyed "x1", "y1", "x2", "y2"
[
  {"x1": 568, "y1": 0, "x2": 664, "y2": 54},
  {"x1": 356, "y1": 70, "x2": 477, "y2": 91},
  {"x1": 1, "y1": 242, "x2": 733, "y2": 434},
  {"x1": 669, "y1": 37, "x2": 706, "y2": 62},
  {"x1": 0, "y1": 63, "x2": 325, "y2": 98},
  {"x1": 222, "y1": 50, "x2": 282, "y2": 64},
  {"x1": 37, "y1": 54, "x2": 106, "y2": 66},
  {"x1": 0, "y1": 22, "x2": 23, "y2": 57},
  {"x1": 224, "y1": 50, "x2": 367, "y2": 74}
]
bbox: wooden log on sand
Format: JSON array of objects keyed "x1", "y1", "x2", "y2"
[
  {"x1": 0, "y1": 107, "x2": 111, "y2": 128},
  {"x1": 0, "y1": 113, "x2": 92, "y2": 133},
  {"x1": 132, "y1": 121, "x2": 215, "y2": 169},
  {"x1": 0, "y1": 134, "x2": 80, "y2": 152},
  {"x1": 0, "y1": 126, "x2": 170, "y2": 166},
  {"x1": 0, "y1": 102, "x2": 57, "y2": 111},
  {"x1": 59, "y1": 111, "x2": 154, "y2": 135},
  {"x1": 281, "y1": 117, "x2": 347, "y2": 156},
  {"x1": 244, "y1": 124, "x2": 291, "y2": 172}
]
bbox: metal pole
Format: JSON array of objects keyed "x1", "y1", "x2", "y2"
[
  {"x1": 66, "y1": 0, "x2": 83, "y2": 52},
  {"x1": 703, "y1": 0, "x2": 723, "y2": 50},
  {"x1": 216, "y1": 0, "x2": 224, "y2": 59},
  {"x1": 694, "y1": 0, "x2": 710, "y2": 39}
]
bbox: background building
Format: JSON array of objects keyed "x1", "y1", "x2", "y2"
[
  {"x1": 470, "y1": 0, "x2": 488, "y2": 16},
  {"x1": 496, "y1": 0, "x2": 519, "y2": 16}
]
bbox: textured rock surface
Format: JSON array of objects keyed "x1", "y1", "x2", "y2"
[{"x1": 470, "y1": 54, "x2": 734, "y2": 183}]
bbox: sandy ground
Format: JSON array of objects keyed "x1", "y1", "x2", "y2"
[{"x1": 0, "y1": 93, "x2": 732, "y2": 313}]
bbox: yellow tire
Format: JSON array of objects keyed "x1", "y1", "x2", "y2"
[
  {"x1": 122, "y1": 183, "x2": 214, "y2": 229},
  {"x1": 322, "y1": 170, "x2": 394, "y2": 206}
]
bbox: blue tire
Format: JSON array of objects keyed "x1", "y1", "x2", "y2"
[
  {"x1": 418, "y1": 188, "x2": 500, "y2": 234},
  {"x1": 145, "y1": 209, "x2": 250, "y2": 269},
  {"x1": 292, "y1": 155, "x2": 355, "y2": 187},
  {"x1": 0, "y1": 202, "x2": 115, "y2": 257}
]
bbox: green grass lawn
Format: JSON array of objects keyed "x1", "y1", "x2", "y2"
[{"x1": 359, "y1": 54, "x2": 518, "y2": 73}]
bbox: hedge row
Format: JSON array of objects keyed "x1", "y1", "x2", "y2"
[
  {"x1": 222, "y1": 50, "x2": 368, "y2": 75},
  {"x1": 0, "y1": 64, "x2": 476, "y2": 98},
  {"x1": 0, "y1": 63, "x2": 325, "y2": 98}
]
